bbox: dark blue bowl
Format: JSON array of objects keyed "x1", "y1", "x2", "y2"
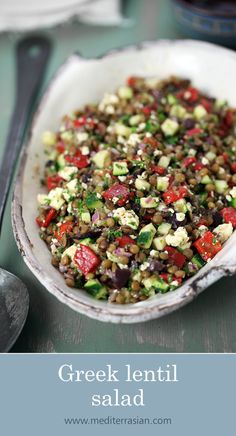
[{"x1": 172, "y1": 0, "x2": 236, "y2": 48}]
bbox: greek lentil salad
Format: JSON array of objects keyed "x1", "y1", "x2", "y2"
[{"x1": 36, "y1": 75, "x2": 236, "y2": 304}]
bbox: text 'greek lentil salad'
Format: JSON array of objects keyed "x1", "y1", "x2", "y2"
[{"x1": 36, "y1": 75, "x2": 236, "y2": 304}]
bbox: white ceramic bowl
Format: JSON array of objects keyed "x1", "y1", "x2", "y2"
[{"x1": 12, "y1": 39, "x2": 236, "y2": 323}]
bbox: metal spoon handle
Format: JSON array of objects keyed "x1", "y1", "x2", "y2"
[{"x1": 0, "y1": 36, "x2": 51, "y2": 234}]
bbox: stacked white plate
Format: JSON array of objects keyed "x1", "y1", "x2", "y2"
[{"x1": 0, "y1": 0, "x2": 123, "y2": 31}]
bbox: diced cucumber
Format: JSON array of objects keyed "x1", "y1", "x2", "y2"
[
  {"x1": 191, "y1": 254, "x2": 206, "y2": 269},
  {"x1": 129, "y1": 114, "x2": 143, "y2": 126},
  {"x1": 201, "y1": 175, "x2": 212, "y2": 184},
  {"x1": 142, "y1": 276, "x2": 169, "y2": 293},
  {"x1": 173, "y1": 198, "x2": 188, "y2": 213},
  {"x1": 214, "y1": 179, "x2": 228, "y2": 194},
  {"x1": 167, "y1": 94, "x2": 177, "y2": 105},
  {"x1": 230, "y1": 197, "x2": 236, "y2": 209},
  {"x1": 113, "y1": 161, "x2": 129, "y2": 176},
  {"x1": 158, "y1": 155, "x2": 171, "y2": 168},
  {"x1": 193, "y1": 105, "x2": 207, "y2": 120},
  {"x1": 135, "y1": 178, "x2": 151, "y2": 191},
  {"x1": 81, "y1": 211, "x2": 91, "y2": 223},
  {"x1": 84, "y1": 279, "x2": 108, "y2": 300},
  {"x1": 137, "y1": 223, "x2": 156, "y2": 249},
  {"x1": 57, "y1": 154, "x2": 66, "y2": 169},
  {"x1": 118, "y1": 86, "x2": 133, "y2": 99},
  {"x1": 199, "y1": 192, "x2": 208, "y2": 204},
  {"x1": 158, "y1": 222, "x2": 171, "y2": 235},
  {"x1": 140, "y1": 197, "x2": 159, "y2": 208},
  {"x1": 170, "y1": 105, "x2": 186, "y2": 119},
  {"x1": 157, "y1": 176, "x2": 169, "y2": 192},
  {"x1": 85, "y1": 193, "x2": 103, "y2": 210},
  {"x1": 42, "y1": 131, "x2": 56, "y2": 147},
  {"x1": 153, "y1": 236, "x2": 166, "y2": 250},
  {"x1": 161, "y1": 118, "x2": 179, "y2": 137},
  {"x1": 92, "y1": 150, "x2": 111, "y2": 169}
]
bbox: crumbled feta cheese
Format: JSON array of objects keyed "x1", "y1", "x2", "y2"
[
  {"x1": 58, "y1": 166, "x2": 78, "y2": 181},
  {"x1": 165, "y1": 227, "x2": 189, "y2": 247},
  {"x1": 48, "y1": 187, "x2": 65, "y2": 210},
  {"x1": 117, "y1": 135, "x2": 126, "y2": 144},
  {"x1": 230, "y1": 186, "x2": 236, "y2": 198},
  {"x1": 161, "y1": 118, "x2": 179, "y2": 136},
  {"x1": 226, "y1": 195, "x2": 232, "y2": 202},
  {"x1": 198, "y1": 225, "x2": 208, "y2": 236},
  {"x1": 137, "y1": 171, "x2": 148, "y2": 180},
  {"x1": 77, "y1": 132, "x2": 88, "y2": 143},
  {"x1": 140, "y1": 262, "x2": 150, "y2": 271},
  {"x1": 137, "y1": 122, "x2": 146, "y2": 132},
  {"x1": 150, "y1": 250, "x2": 159, "y2": 257},
  {"x1": 202, "y1": 157, "x2": 209, "y2": 165},
  {"x1": 118, "y1": 176, "x2": 127, "y2": 182},
  {"x1": 137, "y1": 149, "x2": 143, "y2": 155},
  {"x1": 127, "y1": 133, "x2": 141, "y2": 146},
  {"x1": 113, "y1": 207, "x2": 139, "y2": 229},
  {"x1": 105, "y1": 105, "x2": 115, "y2": 114},
  {"x1": 170, "y1": 105, "x2": 186, "y2": 119},
  {"x1": 81, "y1": 183, "x2": 87, "y2": 189},
  {"x1": 118, "y1": 86, "x2": 133, "y2": 99},
  {"x1": 154, "y1": 149, "x2": 162, "y2": 156},
  {"x1": 81, "y1": 145, "x2": 89, "y2": 155},
  {"x1": 99, "y1": 93, "x2": 119, "y2": 111},
  {"x1": 96, "y1": 193, "x2": 102, "y2": 199},
  {"x1": 213, "y1": 223, "x2": 233, "y2": 243},
  {"x1": 61, "y1": 244, "x2": 78, "y2": 260},
  {"x1": 176, "y1": 212, "x2": 185, "y2": 222},
  {"x1": 66, "y1": 179, "x2": 78, "y2": 194},
  {"x1": 170, "y1": 280, "x2": 179, "y2": 287},
  {"x1": 189, "y1": 148, "x2": 197, "y2": 156},
  {"x1": 129, "y1": 115, "x2": 143, "y2": 126},
  {"x1": 114, "y1": 123, "x2": 131, "y2": 137},
  {"x1": 205, "y1": 151, "x2": 216, "y2": 161}
]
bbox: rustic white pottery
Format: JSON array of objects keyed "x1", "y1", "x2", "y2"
[{"x1": 12, "y1": 40, "x2": 236, "y2": 323}]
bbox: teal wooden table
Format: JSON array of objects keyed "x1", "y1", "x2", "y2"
[{"x1": 0, "y1": 0, "x2": 235, "y2": 353}]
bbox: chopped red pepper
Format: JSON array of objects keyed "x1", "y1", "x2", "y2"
[
  {"x1": 159, "y1": 273, "x2": 169, "y2": 282},
  {"x1": 200, "y1": 98, "x2": 212, "y2": 113},
  {"x1": 73, "y1": 116, "x2": 87, "y2": 128},
  {"x1": 116, "y1": 235, "x2": 135, "y2": 247},
  {"x1": 47, "y1": 175, "x2": 63, "y2": 191},
  {"x1": 55, "y1": 222, "x2": 74, "y2": 241},
  {"x1": 231, "y1": 162, "x2": 236, "y2": 173},
  {"x1": 185, "y1": 128, "x2": 203, "y2": 136},
  {"x1": 165, "y1": 246, "x2": 186, "y2": 268},
  {"x1": 141, "y1": 107, "x2": 152, "y2": 116},
  {"x1": 194, "y1": 231, "x2": 222, "y2": 261},
  {"x1": 151, "y1": 164, "x2": 166, "y2": 175},
  {"x1": 127, "y1": 76, "x2": 136, "y2": 87},
  {"x1": 183, "y1": 156, "x2": 197, "y2": 167},
  {"x1": 221, "y1": 207, "x2": 236, "y2": 227},
  {"x1": 184, "y1": 86, "x2": 199, "y2": 102},
  {"x1": 56, "y1": 142, "x2": 65, "y2": 153},
  {"x1": 224, "y1": 109, "x2": 234, "y2": 127},
  {"x1": 163, "y1": 186, "x2": 188, "y2": 205},
  {"x1": 65, "y1": 150, "x2": 89, "y2": 169},
  {"x1": 74, "y1": 244, "x2": 100, "y2": 275},
  {"x1": 103, "y1": 183, "x2": 130, "y2": 206},
  {"x1": 194, "y1": 161, "x2": 205, "y2": 171},
  {"x1": 36, "y1": 208, "x2": 57, "y2": 228}
]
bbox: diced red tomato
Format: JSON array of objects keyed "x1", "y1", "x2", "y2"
[
  {"x1": 47, "y1": 175, "x2": 63, "y2": 191},
  {"x1": 55, "y1": 222, "x2": 74, "y2": 241},
  {"x1": 183, "y1": 156, "x2": 197, "y2": 167},
  {"x1": 56, "y1": 142, "x2": 65, "y2": 153},
  {"x1": 194, "y1": 231, "x2": 222, "y2": 261},
  {"x1": 36, "y1": 208, "x2": 57, "y2": 228},
  {"x1": 194, "y1": 161, "x2": 205, "y2": 171},
  {"x1": 231, "y1": 162, "x2": 236, "y2": 173},
  {"x1": 222, "y1": 152, "x2": 229, "y2": 162},
  {"x1": 185, "y1": 128, "x2": 203, "y2": 136},
  {"x1": 127, "y1": 76, "x2": 136, "y2": 87},
  {"x1": 224, "y1": 109, "x2": 234, "y2": 127},
  {"x1": 163, "y1": 186, "x2": 188, "y2": 205},
  {"x1": 173, "y1": 276, "x2": 183, "y2": 285},
  {"x1": 151, "y1": 165, "x2": 166, "y2": 175},
  {"x1": 116, "y1": 236, "x2": 135, "y2": 247},
  {"x1": 73, "y1": 116, "x2": 87, "y2": 128},
  {"x1": 184, "y1": 87, "x2": 199, "y2": 102},
  {"x1": 65, "y1": 150, "x2": 89, "y2": 169},
  {"x1": 141, "y1": 106, "x2": 152, "y2": 116},
  {"x1": 159, "y1": 273, "x2": 169, "y2": 282},
  {"x1": 165, "y1": 246, "x2": 186, "y2": 268},
  {"x1": 102, "y1": 183, "x2": 130, "y2": 206},
  {"x1": 221, "y1": 207, "x2": 236, "y2": 227},
  {"x1": 200, "y1": 98, "x2": 212, "y2": 113},
  {"x1": 74, "y1": 244, "x2": 100, "y2": 275}
]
